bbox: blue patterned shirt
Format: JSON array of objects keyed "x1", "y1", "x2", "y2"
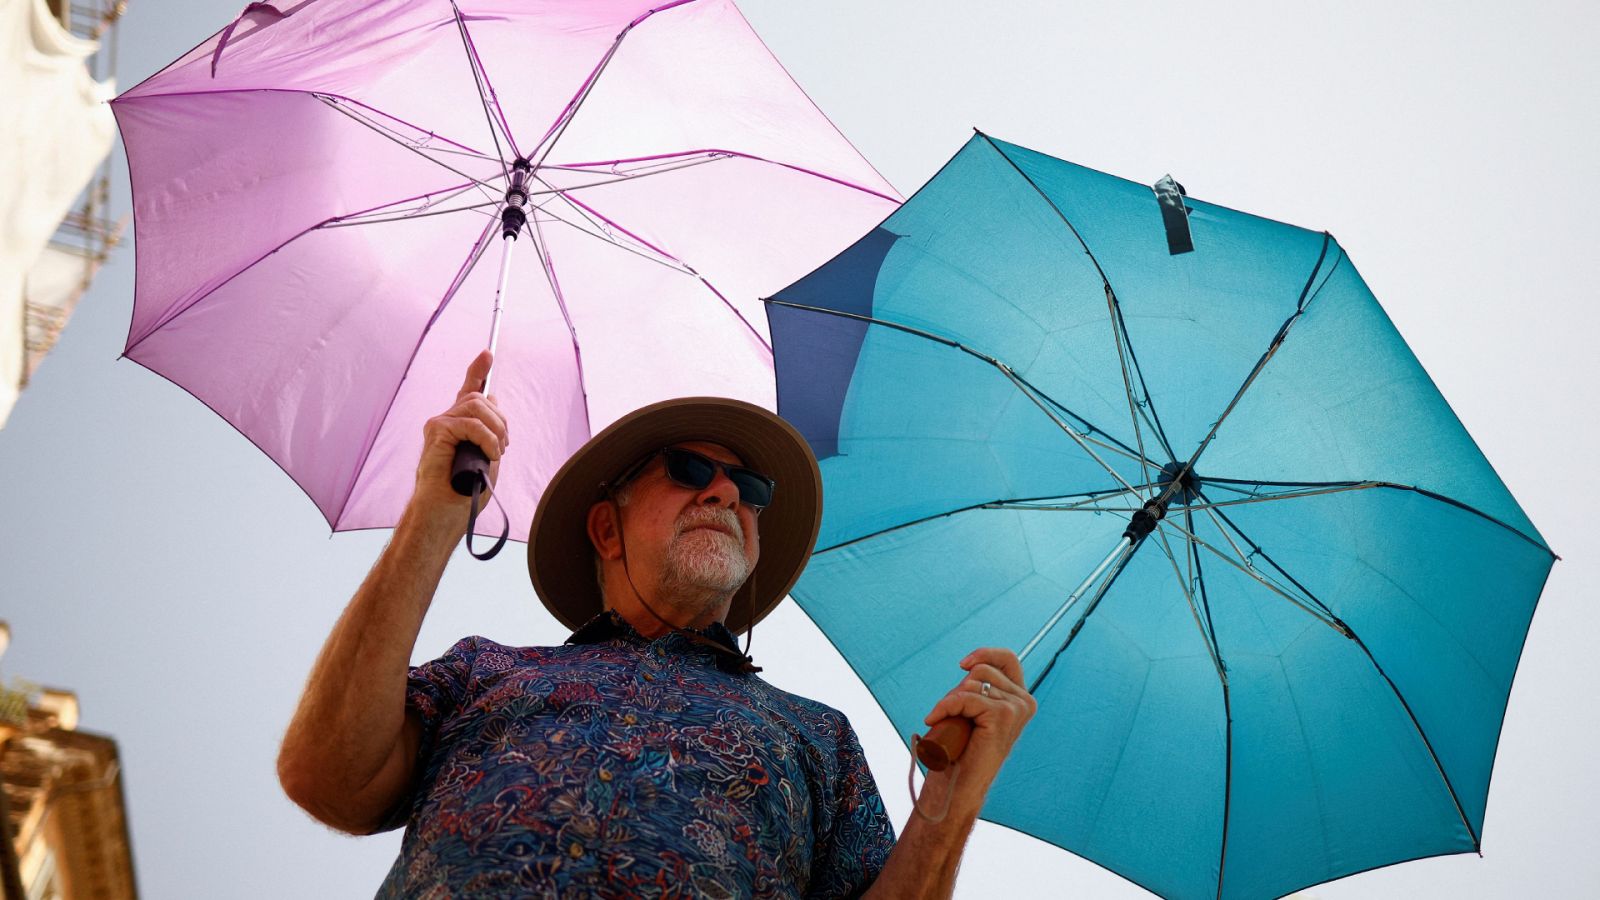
[{"x1": 375, "y1": 613, "x2": 895, "y2": 898}]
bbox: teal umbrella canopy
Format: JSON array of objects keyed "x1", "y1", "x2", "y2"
[{"x1": 766, "y1": 134, "x2": 1554, "y2": 900}]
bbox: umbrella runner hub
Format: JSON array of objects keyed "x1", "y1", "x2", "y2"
[{"x1": 499, "y1": 158, "x2": 531, "y2": 240}]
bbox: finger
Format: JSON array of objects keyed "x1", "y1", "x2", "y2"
[
  {"x1": 449, "y1": 395, "x2": 509, "y2": 450},
  {"x1": 457, "y1": 350, "x2": 494, "y2": 400},
  {"x1": 429, "y1": 416, "x2": 504, "y2": 459},
  {"x1": 961, "y1": 647, "x2": 1024, "y2": 688},
  {"x1": 922, "y1": 689, "x2": 1004, "y2": 726},
  {"x1": 486, "y1": 393, "x2": 509, "y2": 448},
  {"x1": 961, "y1": 663, "x2": 1026, "y2": 698}
]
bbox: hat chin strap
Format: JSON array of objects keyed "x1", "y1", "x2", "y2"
[{"x1": 614, "y1": 515, "x2": 761, "y2": 673}]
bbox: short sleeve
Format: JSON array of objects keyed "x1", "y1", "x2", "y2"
[
  {"x1": 807, "y1": 718, "x2": 896, "y2": 899},
  {"x1": 370, "y1": 635, "x2": 484, "y2": 833}
]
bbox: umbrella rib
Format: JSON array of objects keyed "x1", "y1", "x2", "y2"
[
  {"x1": 976, "y1": 131, "x2": 1180, "y2": 464},
  {"x1": 1105, "y1": 283, "x2": 1155, "y2": 490},
  {"x1": 1025, "y1": 539, "x2": 1138, "y2": 695},
  {"x1": 1153, "y1": 525, "x2": 1227, "y2": 682},
  {"x1": 314, "y1": 95, "x2": 503, "y2": 204},
  {"x1": 763, "y1": 298, "x2": 1146, "y2": 467},
  {"x1": 1180, "y1": 502, "x2": 1237, "y2": 899},
  {"x1": 532, "y1": 153, "x2": 734, "y2": 195},
  {"x1": 996, "y1": 365, "x2": 1146, "y2": 495},
  {"x1": 1200, "y1": 501, "x2": 1484, "y2": 851},
  {"x1": 814, "y1": 486, "x2": 1142, "y2": 555},
  {"x1": 1179, "y1": 236, "x2": 1341, "y2": 474},
  {"x1": 530, "y1": 174, "x2": 691, "y2": 268},
  {"x1": 549, "y1": 188, "x2": 771, "y2": 351},
  {"x1": 555, "y1": 148, "x2": 901, "y2": 204},
  {"x1": 333, "y1": 214, "x2": 502, "y2": 522},
  {"x1": 449, "y1": 0, "x2": 520, "y2": 168},
  {"x1": 126, "y1": 181, "x2": 494, "y2": 352},
  {"x1": 1194, "y1": 476, "x2": 1552, "y2": 555},
  {"x1": 526, "y1": 191, "x2": 695, "y2": 276},
  {"x1": 1162, "y1": 514, "x2": 1347, "y2": 634},
  {"x1": 1155, "y1": 510, "x2": 1239, "y2": 892},
  {"x1": 525, "y1": 215, "x2": 593, "y2": 438},
  {"x1": 321, "y1": 182, "x2": 500, "y2": 228},
  {"x1": 527, "y1": 1, "x2": 704, "y2": 168}
]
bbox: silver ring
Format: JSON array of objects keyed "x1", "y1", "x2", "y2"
[{"x1": 980, "y1": 681, "x2": 992, "y2": 697}]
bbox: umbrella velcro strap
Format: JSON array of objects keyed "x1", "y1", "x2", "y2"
[
  {"x1": 465, "y1": 483, "x2": 509, "y2": 561},
  {"x1": 1153, "y1": 175, "x2": 1194, "y2": 255}
]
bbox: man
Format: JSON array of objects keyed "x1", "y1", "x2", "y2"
[{"x1": 278, "y1": 352, "x2": 1036, "y2": 897}]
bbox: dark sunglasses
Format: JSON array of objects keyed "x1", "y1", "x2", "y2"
[{"x1": 612, "y1": 447, "x2": 776, "y2": 510}]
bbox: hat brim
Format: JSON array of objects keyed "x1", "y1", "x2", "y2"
[{"x1": 528, "y1": 397, "x2": 821, "y2": 635}]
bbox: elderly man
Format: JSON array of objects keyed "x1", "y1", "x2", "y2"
[{"x1": 279, "y1": 352, "x2": 1035, "y2": 897}]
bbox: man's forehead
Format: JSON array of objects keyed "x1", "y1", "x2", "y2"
[{"x1": 668, "y1": 440, "x2": 741, "y2": 465}]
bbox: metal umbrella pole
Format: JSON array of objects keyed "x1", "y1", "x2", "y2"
[
  {"x1": 447, "y1": 158, "x2": 532, "y2": 559},
  {"x1": 915, "y1": 464, "x2": 1198, "y2": 770}
]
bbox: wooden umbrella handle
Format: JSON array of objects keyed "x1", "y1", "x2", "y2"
[{"x1": 915, "y1": 716, "x2": 974, "y2": 772}]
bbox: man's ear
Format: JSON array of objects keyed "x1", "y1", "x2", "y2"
[{"x1": 587, "y1": 500, "x2": 623, "y2": 561}]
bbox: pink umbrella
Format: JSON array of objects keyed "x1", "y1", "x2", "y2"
[{"x1": 112, "y1": 0, "x2": 898, "y2": 548}]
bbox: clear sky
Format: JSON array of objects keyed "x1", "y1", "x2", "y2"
[{"x1": 2, "y1": 0, "x2": 1596, "y2": 897}]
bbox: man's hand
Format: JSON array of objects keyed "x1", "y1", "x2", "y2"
[
  {"x1": 864, "y1": 648, "x2": 1036, "y2": 898},
  {"x1": 411, "y1": 350, "x2": 510, "y2": 523},
  {"x1": 920, "y1": 647, "x2": 1036, "y2": 818}
]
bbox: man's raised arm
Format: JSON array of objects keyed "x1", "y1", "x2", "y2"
[
  {"x1": 276, "y1": 351, "x2": 508, "y2": 834},
  {"x1": 866, "y1": 647, "x2": 1037, "y2": 899}
]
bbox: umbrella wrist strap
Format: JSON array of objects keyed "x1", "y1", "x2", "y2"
[
  {"x1": 465, "y1": 483, "x2": 509, "y2": 561},
  {"x1": 907, "y1": 736, "x2": 959, "y2": 824}
]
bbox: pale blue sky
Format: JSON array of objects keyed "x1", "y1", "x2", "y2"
[{"x1": 2, "y1": 1, "x2": 1596, "y2": 896}]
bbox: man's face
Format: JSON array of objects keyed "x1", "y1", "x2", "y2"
[{"x1": 617, "y1": 440, "x2": 762, "y2": 600}]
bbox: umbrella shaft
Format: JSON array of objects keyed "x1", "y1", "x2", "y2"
[
  {"x1": 1018, "y1": 536, "x2": 1133, "y2": 666},
  {"x1": 482, "y1": 232, "x2": 516, "y2": 395}
]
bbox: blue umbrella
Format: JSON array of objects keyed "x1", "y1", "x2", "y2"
[{"x1": 765, "y1": 133, "x2": 1554, "y2": 900}]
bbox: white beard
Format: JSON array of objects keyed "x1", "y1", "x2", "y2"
[{"x1": 660, "y1": 507, "x2": 751, "y2": 596}]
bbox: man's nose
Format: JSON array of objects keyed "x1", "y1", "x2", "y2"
[{"x1": 695, "y1": 469, "x2": 742, "y2": 508}]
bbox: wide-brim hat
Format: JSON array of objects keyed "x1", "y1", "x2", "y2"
[{"x1": 528, "y1": 397, "x2": 822, "y2": 635}]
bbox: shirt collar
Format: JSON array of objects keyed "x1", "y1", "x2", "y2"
[{"x1": 566, "y1": 609, "x2": 759, "y2": 674}]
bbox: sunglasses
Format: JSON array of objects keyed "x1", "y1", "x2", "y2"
[{"x1": 612, "y1": 447, "x2": 776, "y2": 510}]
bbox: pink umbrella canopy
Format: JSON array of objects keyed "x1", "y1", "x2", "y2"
[{"x1": 112, "y1": 0, "x2": 899, "y2": 541}]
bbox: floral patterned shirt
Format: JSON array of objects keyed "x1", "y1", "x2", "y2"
[{"x1": 375, "y1": 613, "x2": 895, "y2": 898}]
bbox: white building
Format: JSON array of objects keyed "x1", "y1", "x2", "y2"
[{"x1": 1, "y1": 0, "x2": 123, "y2": 428}]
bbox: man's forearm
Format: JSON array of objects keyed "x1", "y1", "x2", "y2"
[
  {"x1": 865, "y1": 797, "x2": 979, "y2": 900},
  {"x1": 277, "y1": 500, "x2": 460, "y2": 831}
]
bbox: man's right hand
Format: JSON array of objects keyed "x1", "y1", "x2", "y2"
[{"x1": 411, "y1": 350, "x2": 510, "y2": 522}]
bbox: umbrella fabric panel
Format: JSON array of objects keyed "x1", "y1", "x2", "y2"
[
  {"x1": 118, "y1": 0, "x2": 650, "y2": 160},
  {"x1": 966, "y1": 547, "x2": 1231, "y2": 900},
  {"x1": 792, "y1": 512, "x2": 1230, "y2": 900},
  {"x1": 126, "y1": 210, "x2": 497, "y2": 525},
  {"x1": 1200, "y1": 484, "x2": 1553, "y2": 837},
  {"x1": 795, "y1": 506, "x2": 1137, "y2": 702},
  {"x1": 522, "y1": 0, "x2": 897, "y2": 198},
  {"x1": 542, "y1": 155, "x2": 896, "y2": 350},
  {"x1": 984, "y1": 137, "x2": 1337, "y2": 462},
  {"x1": 115, "y1": 89, "x2": 491, "y2": 347},
  {"x1": 1197, "y1": 257, "x2": 1544, "y2": 547},
  {"x1": 783, "y1": 135, "x2": 1137, "y2": 449},
  {"x1": 1176, "y1": 532, "x2": 1476, "y2": 899},
  {"x1": 787, "y1": 320, "x2": 1146, "y2": 552},
  {"x1": 335, "y1": 221, "x2": 591, "y2": 538}
]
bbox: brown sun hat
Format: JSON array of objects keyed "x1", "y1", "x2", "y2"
[{"x1": 528, "y1": 397, "x2": 822, "y2": 635}]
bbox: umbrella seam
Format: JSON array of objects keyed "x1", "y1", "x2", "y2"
[
  {"x1": 764, "y1": 298, "x2": 1142, "y2": 462},
  {"x1": 112, "y1": 88, "x2": 490, "y2": 158},
  {"x1": 975, "y1": 132, "x2": 1181, "y2": 464},
  {"x1": 333, "y1": 214, "x2": 502, "y2": 526}
]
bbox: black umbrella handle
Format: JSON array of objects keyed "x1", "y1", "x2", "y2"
[{"x1": 450, "y1": 441, "x2": 490, "y2": 496}]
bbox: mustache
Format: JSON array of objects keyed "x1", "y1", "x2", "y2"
[{"x1": 676, "y1": 506, "x2": 742, "y2": 541}]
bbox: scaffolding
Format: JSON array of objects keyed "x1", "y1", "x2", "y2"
[{"x1": 21, "y1": 0, "x2": 128, "y2": 388}]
